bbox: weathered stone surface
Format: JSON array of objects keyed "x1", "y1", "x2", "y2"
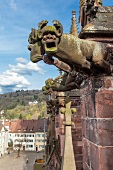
[
  {"x1": 90, "y1": 143, "x2": 100, "y2": 170},
  {"x1": 97, "y1": 119, "x2": 113, "y2": 146},
  {"x1": 83, "y1": 7, "x2": 113, "y2": 32},
  {"x1": 82, "y1": 138, "x2": 90, "y2": 167},
  {"x1": 81, "y1": 98, "x2": 87, "y2": 118},
  {"x1": 99, "y1": 146, "x2": 113, "y2": 170},
  {"x1": 81, "y1": 76, "x2": 113, "y2": 170},
  {"x1": 96, "y1": 90, "x2": 113, "y2": 118},
  {"x1": 83, "y1": 162, "x2": 91, "y2": 170},
  {"x1": 74, "y1": 146, "x2": 83, "y2": 155}
]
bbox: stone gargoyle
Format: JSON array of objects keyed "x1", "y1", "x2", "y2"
[
  {"x1": 28, "y1": 20, "x2": 113, "y2": 75},
  {"x1": 42, "y1": 70, "x2": 85, "y2": 93}
]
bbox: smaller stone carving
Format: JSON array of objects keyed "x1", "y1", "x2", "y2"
[{"x1": 42, "y1": 70, "x2": 85, "y2": 93}]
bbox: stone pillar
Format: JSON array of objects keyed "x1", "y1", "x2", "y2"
[
  {"x1": 81, "y1": 76, "x2": 113, "y2": 170},
  {"x1": 56, "y1": 90, "x2": 83, "y2": 170}
]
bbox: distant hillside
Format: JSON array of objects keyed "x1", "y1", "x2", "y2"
[{"x1": 0, "y1": 90, "x2": 48, "y2": 119}]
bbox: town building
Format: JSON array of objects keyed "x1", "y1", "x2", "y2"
[
  {"x1": 28, "y1": 100, "x2": 38, "y2": 106},
  {"x1": 0, "y1": 122, "x2": 8, "y2": 157},
  {"x1": 35, "y1": 119, "x2": 47, "y2": 152},
  {"x1": 9, "y1": 119, "x2": 47, "y2": 151}
]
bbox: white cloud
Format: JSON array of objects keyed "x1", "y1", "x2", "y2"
[
  {"x1": 0, "y1": 87, "x2": 2, "y2": 93},
  {"x1": 0, "y1": 70, "x2": 30, "y2": 93},
  {"x1": 0, "y1": 57, "x2": 45, "y2": 93},
  {"x1": 9, "y1": 59, "x2": 45, "y2": 75},
  {"x1": 16, "y1": 57, "x2": 27, "y2": 64},
  {"x1": 0, "y1": 70, "x2": 30, "y2": 86}
]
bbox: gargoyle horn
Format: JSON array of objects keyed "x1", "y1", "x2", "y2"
[
  {"x1": 28, "y1": 28, "x2": 37, "y2": 44},
  {"x1": 37, "y1": 20, "x2": 48, "y2": 39},
  {"x1": 38, "y1": 20, "x2": 48, "y2": 30},
  {"x1": 52, "y1": 20, "x2": 63, "y2": 37}
]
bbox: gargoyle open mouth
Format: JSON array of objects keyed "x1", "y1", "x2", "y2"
[{"x1": 42, "y1": 31, "x2": 59, "y2": 54}]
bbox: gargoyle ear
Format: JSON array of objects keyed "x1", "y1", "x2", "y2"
[
  {"x1": 52, "y1": 20, "x2": 63, "y2": 37},
  {"x1": 37, "y1": 20, "x2": 48, "y2": 39}
]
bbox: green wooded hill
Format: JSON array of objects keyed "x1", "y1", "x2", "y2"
[{"x1": 0, "y1": 90, "x2": 48, "y2": 120}]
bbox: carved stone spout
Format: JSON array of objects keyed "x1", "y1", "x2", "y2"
[{"x1": 28, "y1": 19, "x2": 112, "y2": 76}]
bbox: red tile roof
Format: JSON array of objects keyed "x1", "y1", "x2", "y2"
[
  {"x1": 4, "y1": 120, "x2": 9, "y2": 126},
  {"x1": 9, "y1": 119, "x2": 47, "y2": 133},
  {"x1": 9, "y1": 120, "x2": 18, "y2": 132}
]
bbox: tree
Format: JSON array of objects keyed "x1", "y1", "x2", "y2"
[
  {"x1": 26, "y1": 114, "x2": 31, "y2": 120},
  {"x1": 14, "y1": 142, "x2": 22, "y2": 158},
  {"x1": 8, "y1": 139, "x2": 13, "y2": 147},
  {"x1": 34, "y1": 95, "x2": 38, "y2": 100},
  {"x1": 19, "y1": 113, "x2": 22, "y2": 119},
  {"x1": 38, "y1": 115, "x2": 42, "y2": 119}
]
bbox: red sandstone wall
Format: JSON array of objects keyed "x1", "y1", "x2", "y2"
[
  {"x1": 72, "y1": 107, "x2": 83, "y2": 170},
  {"x1": 81, "y1": 76, "x2": 113, "y2": 170}
]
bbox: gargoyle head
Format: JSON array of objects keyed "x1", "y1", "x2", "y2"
[
  {"x1": 37, "y1": 20, "x2": 63, "y2": 55},
  {"x1": 42, "y1": 78, "x2": 54, "y2": 95},
  {"x1": 28, "y1": 20, "x2": 63, "y2": 62},
  {"x1": 45, "y1": 78, "x2": 54, "y2": 88}
]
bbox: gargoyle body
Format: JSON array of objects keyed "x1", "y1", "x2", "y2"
[
  {"x1": 49, "y1": 33, "x2": 109, "y2": 73},
  {"x1": 28, "y1": 20, "x2": 112, "y2": 75}
]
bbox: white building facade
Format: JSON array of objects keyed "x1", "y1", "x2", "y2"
[
  {"x1": 9, "y1": 119, "x2": 47, "y2": 151},
  {"x1": 35, "y1": 132, "x2": 46, "y2": 152},
  {"x1": 12, "y1": 132, "x2": 35, "y2": 151},
  {"x1": 0, "y1": 123, "x2": 8, "y2": 156}
]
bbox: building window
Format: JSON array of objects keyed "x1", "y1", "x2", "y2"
[
  {"x1": 37, "y1": 134, "x2": 40, "y2": 137},
  {"x1": 42, "y1": 134, "x2": 45, "y2": 137},
  {"x1": 39, "y1": 145, "x2": 44, "y2": 148},
  {"x1": 26, "y1": 145, "x2": 33, "y2": 148}
]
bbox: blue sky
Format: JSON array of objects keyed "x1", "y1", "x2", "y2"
[{"x1": 0, "y1": 0, "x2": 112, "y2": 94}]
